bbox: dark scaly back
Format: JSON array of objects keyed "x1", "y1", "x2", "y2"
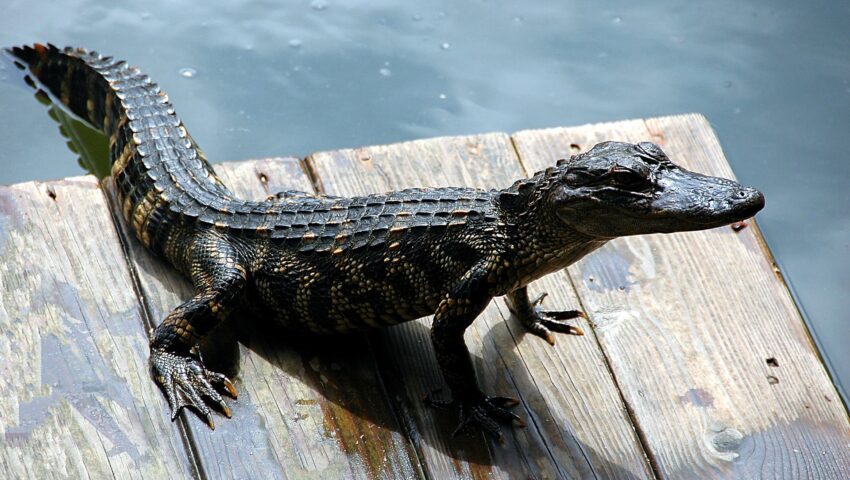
[
  {"x1": 280, "y1": 187, "x2": 499, "y2": 255},
  {"x1": 7, "y1": 44, "x2": 233, "y2": 255}
]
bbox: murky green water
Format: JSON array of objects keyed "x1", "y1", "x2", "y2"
[{"x1": 1, "y1": 0, "x2": 848, "y2": 402}]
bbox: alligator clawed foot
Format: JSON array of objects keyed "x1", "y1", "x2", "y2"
[
  {"x1": 425, "y1": 390, "x2": 524, "y2": 442},
  {"x1": 151, "y1": 347, "x2": 237, "y2": 429},
  {"x1": 522, "y1": 292, "x2": 586, "y2": 345}
]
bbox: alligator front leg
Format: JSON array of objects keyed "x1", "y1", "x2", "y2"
[
  {"x1": 427, "y1": 263, "x2": 524, "y2": 440},
  {"x1": 150, "y1": 232, "x2": 244, "y2": 429},
  {"x1": 506, "y1": 286, "x2": 585, "y2": 345}
]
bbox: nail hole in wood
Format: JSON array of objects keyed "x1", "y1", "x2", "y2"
[
  {"x1": 767, "y1": 375, "x2": 779, "y2": 385},
  {"x1": 766, "y1": 357, "x2": 779, "y2": 367},
  {"x1": 569, "y1": 143, "x2": 581, "y2": 154},
  {"x1": 46, "y1": 186, "x2": 57, "y2": 201}
]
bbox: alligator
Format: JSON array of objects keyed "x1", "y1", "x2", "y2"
[{"x1": 7, "y1": 44, "x2": 765, "y2": 440}]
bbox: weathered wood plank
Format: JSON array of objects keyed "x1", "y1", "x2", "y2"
[
  {"x1": 0, "y1": 177, "x2": 195, "y2": 479},
  {"x1": 512, "y1": 113, "x2": 850, "y2": 479},
  {"x1": 308, "y1": 134, "x2": 654, "y2": 479},
  {"x1": 105, "y1": 157, "x2": 423, "y2": 480}
]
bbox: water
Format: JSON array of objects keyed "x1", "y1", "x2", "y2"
[
  {"x1": 1, "y1": 0, "x2": 848, "y2": 401},
  {"x1": 177, "y1": 67, "x2": 197, "y2": 78}
]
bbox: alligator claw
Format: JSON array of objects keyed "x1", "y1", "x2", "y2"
[
  {"x1": 151, "y1": 347, "x2": 237, "y2": 429},
  {"x1": 522, "y1": 292, "x2": 586, "y2": 345},
  {"x1": 223, "y1": 377, "x2": 238, "y2": 399},
  {"x1": 204, "y1": 412, "x2": 216, "y2": 430},
  {"x1": 530, "y1": 292, "x2": 549, "y2": 307},
  {"x1": 488, "y1": 396, "x2": 521, "y2": 409}
]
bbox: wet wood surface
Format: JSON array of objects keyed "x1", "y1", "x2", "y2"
[
  {"x1": 0, "y1": 177, "x2": 194, "y2": 479},
  {"x1": 1, "y1": 114, "x2": 848, "y2": 479}
]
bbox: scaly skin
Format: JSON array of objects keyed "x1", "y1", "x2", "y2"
[{"x1": 8, "y1": 44, "x2": 765, "y2": 439}]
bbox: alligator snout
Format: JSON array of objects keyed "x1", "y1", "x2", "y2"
[
  {"x1": 728, "y1": 186, "x2": 765, "y2": 217},
  {"x1": 635, "y1": 167, "x2": 766, "y2": 233}
]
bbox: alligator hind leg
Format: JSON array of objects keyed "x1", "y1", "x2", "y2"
[
  {"x1": 150, "y1": 231, "x2": 245, "y2": 429},
  {"x1": 506, "y1": 286, "x2": 586, "y2": 346}
]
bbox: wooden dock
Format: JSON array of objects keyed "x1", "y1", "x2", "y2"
[{"x1": 2, "y1": 114, "x2": 849, "y2": 479}]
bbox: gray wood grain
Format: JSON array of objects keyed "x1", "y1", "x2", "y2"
[
  {"x1": 105, "y1": 157, "x2": 422, "y2": 480},
  {"x1": 308, "y1": 134, "x2": 654, "y2": 479},
  {"x1": 0, "y1": 176, "x2": 195, "y2": 479},
  {"x1": 512, "y1": 113, "x2": 850, "y2": 479}
]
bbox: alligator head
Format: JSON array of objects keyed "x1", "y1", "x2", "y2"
[{"x1": 504, "y1": 141, "x2": 765, "y2": 239}]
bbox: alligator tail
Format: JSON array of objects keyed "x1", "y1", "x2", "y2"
[
  {"x1": 7, "y1": 44, "x2": 234, "y2": 260},
  {"x1": 10, "y1": 44, "x2": 116, "y2": 134}
]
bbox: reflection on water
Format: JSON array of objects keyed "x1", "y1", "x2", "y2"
[
  {"x1": 0, "y1": 0, "x2": 848, "y2": 403},
  {"x1": 178, "y1": 67, "x2": 197, "y2": 79},
  {"x1": 46, "y1": 103, "x2": 109, "y2": 179}
]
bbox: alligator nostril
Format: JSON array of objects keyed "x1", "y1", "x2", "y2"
[{"x1": 737, "y1": 190, "x2": 748, "y2": 199}]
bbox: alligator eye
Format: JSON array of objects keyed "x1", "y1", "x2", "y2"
[
  {"x1": 637, "y1": 142, "x2": 664, "y2": 159},
  {"x1": 610, "y1": 170, "x2": 649, "y2": 190},
  {"x1": 565, "y1": 169, "x2": 594, "y2": 186}
]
